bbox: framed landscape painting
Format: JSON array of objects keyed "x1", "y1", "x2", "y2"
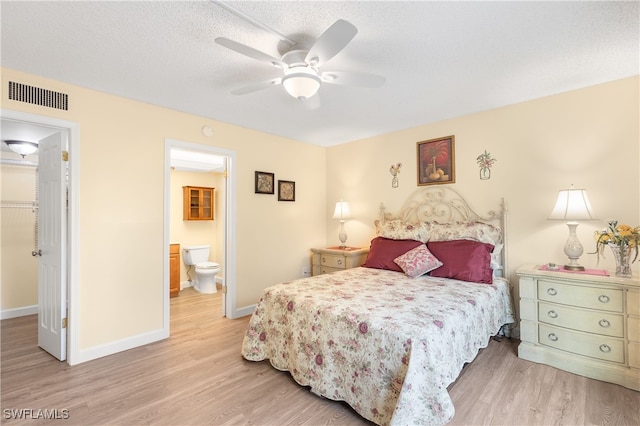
[{"x1": 417, "y1": 135, "x2": 455, "y2": 186}]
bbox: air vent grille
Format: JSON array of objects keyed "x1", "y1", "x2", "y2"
[{"x1": 8, "y1": 81, "x2": 69, "y2": 111}]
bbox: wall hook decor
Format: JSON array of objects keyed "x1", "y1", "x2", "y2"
[
  {"x1": 476, "y1": 150, "x2": 496, "y2": 180},
  {"x1": 389, "y1": 162, "x2": 402, "y2": 188}
]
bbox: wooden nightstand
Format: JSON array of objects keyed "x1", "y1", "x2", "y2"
[
  {"x1": 310, "y1": 247, "x2": 369, "y2": 276},
  {"x1": 516, "y1": 263, "x2": 639, "y2": 391}
]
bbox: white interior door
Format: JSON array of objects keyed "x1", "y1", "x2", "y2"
[{"x1": 37, "y1": 131, "x2": 67, "y2": 361}]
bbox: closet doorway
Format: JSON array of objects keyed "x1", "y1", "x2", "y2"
[{"x1": 0, "y1": 110, "x2": 80, "y2": 364}]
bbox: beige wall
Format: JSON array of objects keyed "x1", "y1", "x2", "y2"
[
  {"x1": 1, "y1": 68, "x2": 327, "y2": 353},
  {"x1": 326, "y1": 76, "x2": 640, "y2": 283},
  {"x1": 0, "y1": 152, "x2": 38, "y2": 310}
]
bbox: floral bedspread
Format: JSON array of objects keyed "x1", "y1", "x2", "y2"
[{"x1": 241, "y1": 267, "x2": 514, "y2": 425}]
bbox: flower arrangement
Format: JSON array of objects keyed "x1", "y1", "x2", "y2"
[
  {"x1": 592, "y1": 220, "x2": 640, "y2": 265},
  {"x1": 476, "y1": 150, "x2": 497, "y2": 169},
  {"x1": 389, "y1": 163, "x2": 402, "y2": 176}
]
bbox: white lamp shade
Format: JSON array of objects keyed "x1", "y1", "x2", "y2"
[
  {"x1": 282, "y1": 67, "x2": 321, "y2": 99},
  {"x1": 549, "y1": 187, "x2": 595, "y2": 220},
  {"x1": 332, "y1": 201, "x2": 352, "y2": 220}
]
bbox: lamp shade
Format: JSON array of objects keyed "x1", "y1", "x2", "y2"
[
  {"x1": 282, "y1": 67, "x2": 321, "y2": 99},
  {"x1": 332, "y1": 201, "x2": 352, "y2": 220},
  {"x1": 549, "y1": 187, "x2": 595, "y2": 221}
]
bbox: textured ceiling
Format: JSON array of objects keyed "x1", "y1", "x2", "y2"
[{"x1": 1, "y1": 1, "x2": 638, "y2": 147}]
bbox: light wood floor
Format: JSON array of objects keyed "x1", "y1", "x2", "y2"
[{"x1": 2, "y1": 288, "x2": 639, "y2": 425}]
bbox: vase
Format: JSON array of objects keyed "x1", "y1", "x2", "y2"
[
  {"x1": 391, "y1": 175, "x2": 399, "y2": 188},
  {"x1": 608, "y1": 243, "x2": 632, "y2": 277},
  {"x1": 479, "y1": 167, "x2": 491, "y2": 180}
]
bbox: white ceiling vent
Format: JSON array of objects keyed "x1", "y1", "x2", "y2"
[{"x1": 8, "y1": 81, "x2": 68, "y2": 111}]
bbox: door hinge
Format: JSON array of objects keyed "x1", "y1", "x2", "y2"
[
  {"x1": 221, "y1": 285, "x2": 227, "y2": 294},
  {"x1": 223, "y1": 170, "x2": 228, "y2": 179},
  {"x1": 62, "y1": 151, "x2": 69, "y2": 162},
  {"x1": 62, "y1": 317, "x2": 67, "y2": 329}
]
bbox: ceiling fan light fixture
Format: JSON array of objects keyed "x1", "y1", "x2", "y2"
[
  {"x1": 4, "y1": 140, "x2": 38, "y2": 158},
  {"x1": 282, "y1": 67, "x2": 321, "y2": 99}
]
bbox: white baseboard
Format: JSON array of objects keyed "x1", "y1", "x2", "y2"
[
  {"x1": 1, "y1": 305, "x2": 37, "y2": 320},
  {"x1": 73, "y1": 327, "x2": 168, "y2": 365}
]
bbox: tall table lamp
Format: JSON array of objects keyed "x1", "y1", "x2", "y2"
[
  {"x1": 332, "y1": 200, "x2": 352, "y2": 248},
  {"x1": 548, "y1": 185, "x2": 596, "y2": 271}
]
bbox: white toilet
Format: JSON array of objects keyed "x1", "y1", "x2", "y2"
[{"x1": 182, "y1": 245, "x2": 220, "y2": 294}]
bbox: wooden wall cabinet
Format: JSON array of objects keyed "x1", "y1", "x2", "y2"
[
  {"x1": 183, "y1": 186, "x2": 214, "y2": 220},
  {"x1": 169, "y1": 244, "x2": 180, "y2": 298}
]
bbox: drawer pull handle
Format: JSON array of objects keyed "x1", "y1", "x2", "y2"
[
  {"x1": 337, "y1": 259, "x2": 343, "y2": 265},
  {"x1": 598, "y1": 319, "x2": 610, "y2": 328},
  {"x1": 322, "y1": 257, "x2": 326, "y2": 262},
  {"x1": 547, "y1": 333, "x2": 558, "y2": 342},
  {"x1": 598, "y1": 294, "x2": 610, "y2": 303},
  {"x1": 547, "y1": 288, "x2": 557, "y2": 296},
  {"x1": 599, "y1": 344, "x2": 612, "y2": 353},
  {"x1": 547, "y1": 310, "x2": 558, "y2": 319}
]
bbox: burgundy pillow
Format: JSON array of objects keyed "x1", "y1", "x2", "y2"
[
  {"x1": 427, "y1": 240, "x2": 494, "y2": 284},
  {"x1": 362, "y1": 237, "x2": 423, "y2": 272}
]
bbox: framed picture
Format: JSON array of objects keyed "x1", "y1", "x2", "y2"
[
  {"x1": 255, "y1": 171, "x2": 274, "y2": 194},
  {"x1": 278, "y1": 180, "x2": 295, "y2": 202},
  {"x1": 417, "y1": 135, "x2": 455, "y2": 186}
]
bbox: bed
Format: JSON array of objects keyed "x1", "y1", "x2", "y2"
[{"x1": 241, "y1": 188, "x2": 515, "y2": 425}]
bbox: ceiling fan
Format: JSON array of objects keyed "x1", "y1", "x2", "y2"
[{"x1": 215, "y1": 17, "x2": 385, "y2": 100}]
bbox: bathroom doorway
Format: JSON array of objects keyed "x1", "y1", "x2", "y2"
[{"x1": 164, "y1": 139, "x2": 237, "y2": 332}]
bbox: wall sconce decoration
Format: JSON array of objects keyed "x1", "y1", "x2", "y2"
[
  {"x1": 389, "y1": 163, "x2": 402, "y2": 188},
  {"x1": 476, "y1": 150, "x2": 496, "y2": 180},
  {"x1": 548, "y1": 185, "x2": 596, "y2": 271},
  {"x1": 332, "y1": 200, "x2": 352, "y2": 248}
]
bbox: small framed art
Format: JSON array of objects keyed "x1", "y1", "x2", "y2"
[
  {"x1": 255, "y1": 171, "x2": 274, "y2": 194},
  {"x1": 417, "y1": 135, "x2": 455, "y2": 186},
  {"x1": 278, "y1": 180, "x2": 295, "y2": 202}
]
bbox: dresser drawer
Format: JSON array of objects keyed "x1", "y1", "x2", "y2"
[
  {"x1": 629, "y1": 342, "x2": 640, "y2": 369},
  {"x1": 538, "y1": 323, "x2": 624, "y2": 363},
  {"x1": 628, "y1": 290, "x2": 640, "y2": 316},
  {"x1": 629, "y1": 317, "x2": 640, "y2": 343},
  {"x1": 320, "y1": 254, "x2": 347, "y2": 269},
  {"x1": 538, "y1": 302, "x2": 623, "y2": 337},
  {"x1": 538, "y1": 280, "x2": 623, "y2": 312}
]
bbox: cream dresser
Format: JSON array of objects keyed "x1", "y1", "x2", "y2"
[
  {"x1": 517, "y1": 264, "x2": 639, "y2": 391},
  {"x1": 311, "y1": 247, "x2": 369, "y2": 276}
]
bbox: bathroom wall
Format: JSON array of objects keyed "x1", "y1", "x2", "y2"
[
  {"x1": 0, "y1": 151, "x2": 38, "y2": 314},
  {"x1": 170, "y1": 168, "x2": 225, "y2": 287}
]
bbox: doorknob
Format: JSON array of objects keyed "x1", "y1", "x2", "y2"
[{"x1": 32, "y1": 249, "x2": 42, "y2": 257}]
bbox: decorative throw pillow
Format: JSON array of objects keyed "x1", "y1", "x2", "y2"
[
  {"x1": 427, "y1": 239, "x2": 494, "y2": 284},
  {"x1": 375, "y1": 220, "x2": 430, "y2": 243},
  {"x1": 394, "y1": 245, "x2": 443, "y2": 278},
  {"x1": 362, "y1": 237, "x2": 423, "y2": 272}
]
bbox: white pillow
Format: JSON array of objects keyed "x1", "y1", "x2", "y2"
[{"x1": 375, "y1": 220, "x2": 430, "y2": 243}]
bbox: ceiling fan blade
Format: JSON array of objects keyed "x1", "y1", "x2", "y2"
[
  {"x1": 305, "y1": 20, "x2": 357, "y2": 66},
  {"x1": 321, "y1": 71, "x2": 386, "y2": 88},
  {"x1": 230, "y1": 78, "x2": 282, "y2": 95},
  {"x1": 215, "y1": 37, "x2": 285, "y2": 68}
]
